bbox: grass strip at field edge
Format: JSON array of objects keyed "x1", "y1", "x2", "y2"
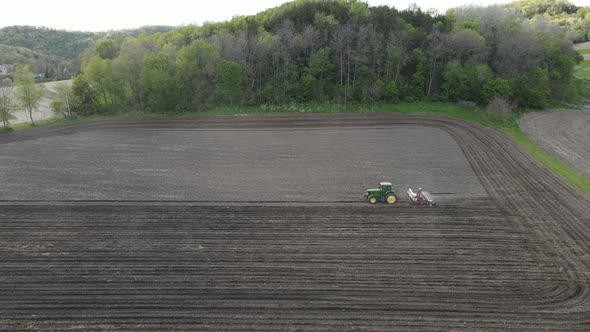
[{"x1": 2, "y1": 101, "x2": 589, "y2": 196}]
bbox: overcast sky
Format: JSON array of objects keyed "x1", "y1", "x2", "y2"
[{"x1": 1, "y1": 0, "x2": 520, "y2": 32}]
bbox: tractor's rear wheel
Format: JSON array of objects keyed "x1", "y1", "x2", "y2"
[
  {"x1": 368, "y1": 196, "x2": 378, "y2": 204},
  {"x1": 386, "y1": 194, "x2": 397, "y2": 204}
]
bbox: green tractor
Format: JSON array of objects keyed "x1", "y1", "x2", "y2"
[{"x1": 363, "y1": 182, "x2": 398, "y2": 204}]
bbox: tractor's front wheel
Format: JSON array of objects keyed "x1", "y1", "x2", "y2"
[
  {"x1": 368, "y1": 196, "x2": 378, "y2": 204},
  {"x1": 386, "y1": 194, "x2": 397, "y2": 204}
]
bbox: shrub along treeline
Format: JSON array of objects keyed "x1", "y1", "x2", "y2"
[{"x1": 68, "y1": 0, "x2": 584, "y2": 116}]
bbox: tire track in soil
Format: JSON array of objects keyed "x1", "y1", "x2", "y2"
[
  {"x1": 1, "y1": 113, "x2": 589, "y2": 330},
  {"x1": 0, "y1": 204, "x2": 584, "y2": 330},
  {"x1": 437, "y1": 117, "x2": 590, "y2": 314}
]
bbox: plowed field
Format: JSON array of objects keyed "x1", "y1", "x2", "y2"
[
  {"x1": 520, "y1": 109, "x2": 590, "y2": 180},
  {"x1": 1, "y1": 113, "x2": 589, "y2": 331}
]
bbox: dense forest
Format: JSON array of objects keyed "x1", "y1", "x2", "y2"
[
  {"x1": 60, "y1": 0, "x2": 584, "y2": 116},
  {"x1": 2, "y1": 0, "x2": 588, "y2": 114}
]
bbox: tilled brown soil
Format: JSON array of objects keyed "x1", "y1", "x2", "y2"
[
  {"x1": 0, "y1": 113, "x2": 589, "y2": 330},
  {"x1": 0, "y1": 125, "x2": 485, "y2": 202},
  {"x1": 520, "y1": 109, "x2": 590, "y2": 180}
]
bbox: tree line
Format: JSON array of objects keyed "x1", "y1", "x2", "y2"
[
  {"x1": 2, "y1": 0, "x2": 585, "y2": 123},
  {"x1": 63, "y1": 0, "x2": 583, "y2": 117}
]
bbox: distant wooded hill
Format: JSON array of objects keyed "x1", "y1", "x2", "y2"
[
  {"x1": 0, "y1": 25, "x2": 175, "y2": 80},
  {"x1": 0, "y1": 25, "x2": 175, "y2": 59},
  {"x1": 507, "y1": 0, "x2": 590, "y2": 42}
]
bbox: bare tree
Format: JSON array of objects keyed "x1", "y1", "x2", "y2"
[
  {"x1": 302, "y1": 25, "x2": 320, "y2": 61},
  {"x1": 495, "y1": 31, "x2": 542, "y2": 76},
  {"x1": 51, "y1": 83, "x2": 74, "y2": 119},
  {"x1": 450, "y1": 5, "x2": 522, "y2": 41},
  {"x1": 447, "y1": 29, "x2": 489, "y2": 65},
  {"x1": 386, "y1": 29, "x2": 411, "y2": 84},
  {"x1": 425, "y1": 31, "x2": 448, "y2": 97},
  {"x1": 211, "y1": 31, "x2": 245, "y2": 62}
]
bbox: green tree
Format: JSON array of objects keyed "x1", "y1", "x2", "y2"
[
  {"x1": 443, "y1": 62, "x2": 492, "y2": 103},
  {"x1": 215, "y1": 61, "x2": 243, "y2": 105},
  {"x1": 349, "y1": 0, "x2": 370, "y2": 22},
  {"x1": 175, "y1": 40, "x2": 219, "y2": 111},
  {"x1": 385, "y1": 81, "x2": 400, "y2": 102},
  {"x1": 83, "y1": 55, "x2": 129, "y2": 113},
  {"x1": 301, "y1": 73, "x2": 318, "y2": 101},
  {"x1": 305, "y1": 48, "x2": 335, "y2": 100},
  {"x1": 141, "y1": 52, "x2": 178, "y2": 113},
  {"x1": 512, "y1": 68, "x2": 550, "y2": 108},
  {"x1": 71, "y1": 75, "x2": 97, "y2": 116},
  {"x1": 14, "y1": 65, "x2": 44, "y2": 125},
  {"x1": 410, "y1": 48, "x2": 426, "y2": 99},
  {"x1": 482, "y1": 79, "x2": 512, "y2": 104},
  {"x1": 95, "y1": 39, "x2": 121, "y2": 60},
  {"x1": 114, "y1": 39, "x2": 149, "y2": 111},
  {"x1": 0, "y1": 81, "x2": 15, "y2": 127}
]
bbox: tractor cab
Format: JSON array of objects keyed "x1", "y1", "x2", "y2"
[
  {"x1": 380, "y1": 182, "x2": 393, "y2": 193},
  {"x1": 363, "y1": 182, "x2": 398, "y2": 204}
]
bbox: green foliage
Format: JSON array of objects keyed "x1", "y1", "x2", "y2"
[
  {"x1": 95, "y1": 39, "x2": 121, "y2": 60},
  {"x1": 456, "y1": 20, "x2": 480, "y2": 31},
  {"x1": 409, "y1": 48, "x2": 426, "y2": 99},
  {"x1": 575, "y1": 61, "x2": 590, "y2": 79},
  {"x1": 0, "y1": 25, "x2": 174, "y2": 81},
  {"x1": 301, "y1": 73, "x2": 318, "y2": 100},
  {"x1": 71, "y1": 75, "x2": 98, "y2": 116},
  {"x1": 51, "y1": 83, "x2": 74, "y2": 118},
  {"x1": 0, "y1": 25, "x2": 175, "y2": 59},
  {"x1": 512, "y1": 68, "x2": 551, "y2": 108},
  {"x1": 349, "y1": 1, "x2": 370, "y2": 22},
  {"x1": 83, "y1": 55, "x2": 129, "y2": 113},
  {"x1": 140, "y1": 51, "x2": 177, "y2": 113},
  {"x1": 63, "y1": 0, "x2": 582, "y2": 113},
  {"x1": 508, "y1": 0, "x2": 578, "y2": 18},
  {"x1": 482, "y1": 79, "x2": 512, "y2": 103},
  {"x1": 305, "y1": 48, "x2": 335, "y2": 100},
  {"x1": 0, "y1": 44, "x2": 46, "y2": 66},
  {"x1": 216, "y1": 61, "x2": 243, "y2": 105},
  {"x1": 385, "y1": 81, "x2": 401, "y2": 102},
  {"x1": 175, "y1": 40, "x2": 219, "y2": 111},
  {"x1": 507, "y1": 0, "x2": 590, "y2": 42},
  {"x1": 443, "y1": 62, "x2": 492, "y2": 103},
  {"x1": 13, "y1": 65, "x2": 45, "y2": 125},
  {"x1": 0, "y1": 26, "x2": 95, "y2": 59},
  {"x1": 0, "y1": 86, "x2": 14, "y2": 128}
]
